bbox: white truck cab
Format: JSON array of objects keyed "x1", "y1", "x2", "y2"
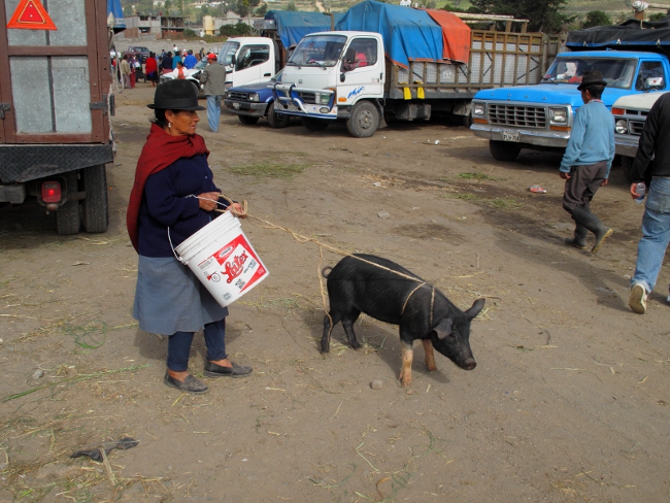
[{"x1": 218, "y1": 37, "x2": 279, "y2": 89}]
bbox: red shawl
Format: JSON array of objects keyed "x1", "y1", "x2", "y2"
[{"x1": 126, "y1": 123, "x2": 209, "y2": 252}]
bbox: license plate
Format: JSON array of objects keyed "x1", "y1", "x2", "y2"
[
  {"x1": 502, "y1": 131, "x2": 520, "y2": 142},
  {"x1": 232, "y1": 102, "x2": 240, "y2": 110},
  {"x1": 286, "y1": 103, "x2": 299, "y2": 111}
]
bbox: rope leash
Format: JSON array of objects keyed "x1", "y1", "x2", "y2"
[{"x1": 201, "y1": 195, "x2": 438, "y2": 338}]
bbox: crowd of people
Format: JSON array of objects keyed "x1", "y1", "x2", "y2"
[{"x1": 111, "y1": 45, "x2": 219, "y2": 89}]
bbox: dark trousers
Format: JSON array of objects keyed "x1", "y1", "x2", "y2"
[
  {"x1": 562, "y1": 161, "x2": 607, "y2": 214},
  {"x1": 167, "y1": 319, "x2": 227, "y2": 371}
]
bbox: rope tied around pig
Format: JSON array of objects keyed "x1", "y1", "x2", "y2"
[{"x1": 202, "y1": 195, "x2": 436, "y2": 329}]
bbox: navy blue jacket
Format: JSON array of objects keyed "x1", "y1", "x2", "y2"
[{"x1": 137, "y1": 154, "x2": 228, "y2": 257}]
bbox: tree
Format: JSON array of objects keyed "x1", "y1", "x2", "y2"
[
  {"x1": 582, "y1": 10, "x2": 611, "y2": 29},
  {"x1": 469, "y1": 0, "x2": 568, "y2": 33},
  {"x1": 256, "y1": 3, "x2": 268, "y2": 16},
  {"x1": 286, "y1": 1, "x2": 297, "y2": 11}
]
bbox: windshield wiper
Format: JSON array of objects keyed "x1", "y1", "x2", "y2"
[{"x1": 286, "y1": 61, "x2": 298, "y2": 66}]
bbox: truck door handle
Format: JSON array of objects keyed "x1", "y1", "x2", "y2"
[
  {"x1": 0, "y1": 103, "x2": 11, "y2": 120},
  {"x1": 264, "y1": 73, "x2": 271, "y2": 77}
]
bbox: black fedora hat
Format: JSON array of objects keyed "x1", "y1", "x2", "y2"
[
  {"x1": 147, "y1": 79, "x2": 205, "y2": 110},
  {"x1": 577, "y1": 70, "x2": 607, "y2": 90}
]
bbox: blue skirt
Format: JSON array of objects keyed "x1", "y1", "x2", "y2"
[{"x1": 133, "y1": 255, "x2": 229, "y2": 335}]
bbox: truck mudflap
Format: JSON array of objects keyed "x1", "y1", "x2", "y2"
[
  {"x1": 470, "y1": 124, "x2": 571, "y2": 149},
  {"x1": 0, "y1": 144, "x2": 114, "y2": 184},
  {"x1": 273, "y1": 83, "x2": 337, "y2": 119}
]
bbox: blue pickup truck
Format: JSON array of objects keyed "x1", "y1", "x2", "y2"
[
  {"x1": 223, "y1": 74, "x2": 291, "y2": 128},
  {"x1": 470, "y1": 21, "x2": 670, "y2": 162}
]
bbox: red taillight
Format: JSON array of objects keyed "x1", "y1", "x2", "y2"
[{"x1": 41, "y1": 181, "x2": 62, "y2": 203}]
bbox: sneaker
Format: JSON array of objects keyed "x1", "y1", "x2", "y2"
[{"x1": 629, "y1": 283, "x2": 647, "y2": 314}]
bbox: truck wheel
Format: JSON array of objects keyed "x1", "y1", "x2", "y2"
[
  {"x1": 489, "y1": 140, "x2": 521, "y2": 162},
  {"x1": 621, "y1": 156, "x2": 635, "y2": 184},
  {"x1": 238, "y1": 115, "x2": 259, "y2": 126},
  {"x1": 267, "y1": 102, "x2": 290, "y2": 129},
  {"x1": 56, "y1": 171, "x2": 81, "y2": 235},
  {"x1": 346, "y1": 101, "x2": 379, "y2": 138},
  {"x1": 81, "y1": 165, "x2": 109, "y2": 233},
  {"x1": 301, "y1": 117, "x2": 329, "y2": 132}
]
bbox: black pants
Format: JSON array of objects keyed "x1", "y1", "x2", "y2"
[{"x1": 562, "y1": 161, "x2": 607, "y2": 214}]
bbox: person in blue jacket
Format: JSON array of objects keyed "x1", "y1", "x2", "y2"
[{"x1": 559, "y1": 70, "x2": 615, "y2": 255}]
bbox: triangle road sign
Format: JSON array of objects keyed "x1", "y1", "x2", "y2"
[{"x1": 7, "y1": 0, "x2": 57, "y2": 31}]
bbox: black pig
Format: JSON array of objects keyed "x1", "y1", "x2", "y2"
[{"x1": 322, "y1": 254, "x2": 485, "y2": 387}]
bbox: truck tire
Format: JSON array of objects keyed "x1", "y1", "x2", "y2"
[
  {"x1": 238, "y1": 115, "x2": 259, "y2": 126},
  {"x1": 56, "y1": 171, "x2": 81, "y2": 235},
  {"x1": 267, "y1": 102, "x2": 290, "y2": 129},
  {"x1": 81, "y1": 165, "x2": 109, "y2": 233},
  {"x1": 621, "y1": 156, "x2": 635, "y2": 184},
  {"x1": 346, "y1": 101, "x2": 379, "y2": 138},
  {"x1": 301, "y1": 117, "x2": 329, "y2": 132},
  {"x1": 489, "y1": 140, "x2": 521, "y2": 162}
]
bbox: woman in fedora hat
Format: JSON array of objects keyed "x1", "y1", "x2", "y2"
[{"x1": 127, "y1": 79, "x2": 252, "y2": 394}]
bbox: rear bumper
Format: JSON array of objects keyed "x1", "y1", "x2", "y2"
[
  {"x1": 0, "y1": 144, "x2": 113, "y2": 184},
  {"x1": 470, "y1": 124, "x2": 570, "y2": 148}
]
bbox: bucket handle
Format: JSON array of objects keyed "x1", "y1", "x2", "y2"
[{"x1": 168, "y1": 195, "x2": 237, "y2": 264}]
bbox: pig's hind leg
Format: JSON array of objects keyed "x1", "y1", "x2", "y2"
[
  {"x1": 321, "y1": 313, "x2": 338, "y2": 353},
  {"x1": 340, "y1": 308, "x2": 362, "y2": 350}
]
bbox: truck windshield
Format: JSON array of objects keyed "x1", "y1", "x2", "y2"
[
  {"x1": 288, "y1": 35, "x2": 347, "y2": 67},
  {"x1": 541, "y1": 57, "x2": 637, "y2": 89},
  {"x1": 219, "y1": 41, "x2": 240, "y2": 66}
]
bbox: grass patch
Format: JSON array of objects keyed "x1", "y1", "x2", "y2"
[
  {"x1": 457, "y1": 172, "x2": 497, "y2": 181},
  {"x1": 486, "y1": 197, "x2": 524, "y2": 210},
  {"x1": 446, "y1": 192, "x2": 479, "y2": 201},
  {"x1": 229, "y1": 161, "x2": 309, "y2": 178}
]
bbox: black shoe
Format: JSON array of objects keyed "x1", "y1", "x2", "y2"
[
  {"x1": 163, "y1": 371, "x2": 208, "y2": 394},
  {"x1": 564, "y1": 237, "x2": 587, "y2": 250},
  {"x1": 203, "y1": 361, "x2": 253, "y2": 378}
]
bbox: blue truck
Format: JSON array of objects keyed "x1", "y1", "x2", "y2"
[{"x1": 470, "y1": 20, "x2": 670, "y2": 162}]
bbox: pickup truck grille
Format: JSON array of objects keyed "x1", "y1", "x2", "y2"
[
  {"x1": 629, "y1": 120, "x2": 645, "y2": 136},
  {"x1": 488, "y1": 104, "x2": 546, "y2": 129},
  {"x1": 228, "y1": 91, "x2": 249, "y2": 101}
]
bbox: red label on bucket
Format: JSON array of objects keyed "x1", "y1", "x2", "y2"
[{"x1": 196, "y1": 234, "x2": 267, "y2": 298}]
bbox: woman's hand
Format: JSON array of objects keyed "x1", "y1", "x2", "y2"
[
  {"x1": 231, "y1": 201, "x2": 247, "y2": 218},
  {"x1": 197, "y1": 192, "x2": 221, "y2": 211}
]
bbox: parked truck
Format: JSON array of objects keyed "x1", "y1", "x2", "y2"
[
  {"x1": 612, "y1": 90, "x2": 669, "y2": 182},
  {"x1": 271, "y1": 0, "x2": 559, "y2": 137},
  {"x1": 223, "y1": 11, "x2": 343, "y2": 127},
  {"x1": 470, "y1": 19, "x2": 670, "y2": 163},
  {"x1": 218, "y1": 11, "x2": 342, "y2": 92},
  {"x1": 0, "y1": 0, "x2": 114, "y2": 235}
]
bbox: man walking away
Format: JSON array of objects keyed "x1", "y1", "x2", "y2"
[
  {"x1": 559, "y1": 70, "x2": 615, "y2": 255},
  {"x1": 628, "y1": 92, "x2": 670, "y2": 314},
  {"x1": 199, "y1": 53, "x2": 227, "y2": 133}
]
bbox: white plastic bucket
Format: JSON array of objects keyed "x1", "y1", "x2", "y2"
[{"x1": 174, "y1": 211, "x2": 269, "y2": 307}]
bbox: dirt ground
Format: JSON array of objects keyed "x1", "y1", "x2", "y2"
[{"x1": 1, "y1": 81, "x2": 669, "y2": 503}]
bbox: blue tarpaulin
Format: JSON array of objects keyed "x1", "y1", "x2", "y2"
[
  {"x1": 265, "y1": 11, "x2": 344, "y2": 48},
  {"x1": 334, "y1": 0, "x2": 444, "y2": 68},
  {"x1": 107, "y1": 0, "x2": 126, "y2": 32}
]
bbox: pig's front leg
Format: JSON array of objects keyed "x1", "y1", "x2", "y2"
[
  {"x1": 422, "y1": 339, "x2": 437, "y2": 371},
  {"x1": 399, "y1": 341, "x2": 414, "y2": 387}
]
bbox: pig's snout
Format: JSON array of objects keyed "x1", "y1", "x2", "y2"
[{"x1": 461, "y1": 359, "x2": 477, "y2": 371}]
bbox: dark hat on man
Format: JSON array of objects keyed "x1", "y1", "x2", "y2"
[
  {"x1": 147, "y1": 79, "x2": 205, "y2": 111},
  {"x1": 577, "y1": 70, "x2": 607, "y2": 91}
]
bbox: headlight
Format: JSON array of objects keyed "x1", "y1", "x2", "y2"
[
  {"x1": 248, "y1": 93, "x2": 260, "y2": 102},
  {"x1": 615, "y1": 119, "x2": 628, "y2": 135},
  {"x1": 473, "y1": 103, "x2": 485, "y2": 116},
  {"x1": 549, "y1": 107, "x2": 568, "y2": 124},
  {"x1": 318, "y1": 93, "x2": 331, "y2": 105}
]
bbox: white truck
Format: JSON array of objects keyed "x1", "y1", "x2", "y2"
[
  {"x1": 612, "y1": 91, "x2": 668, "y2": 182},
  {"x1": 271, "y1": 1, "x2": 557, "y2": 137}
]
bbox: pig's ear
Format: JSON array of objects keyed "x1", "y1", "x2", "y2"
[
  {"x1": 465, "y1": 298, "x2": 486, "y2": 320},
  {"x1": 432, "y1": 318, "x2": 453, "y2": 340}
]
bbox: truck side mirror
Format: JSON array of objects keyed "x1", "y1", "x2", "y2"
[
  {"x1": 340, "y1": 72, "x2": 346, "y2": 83},
  {"x1": 231, "y1": 55, "x2": 236, "y2": 67}
]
